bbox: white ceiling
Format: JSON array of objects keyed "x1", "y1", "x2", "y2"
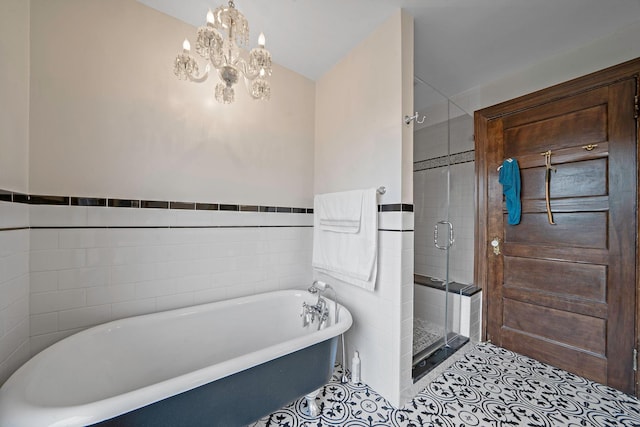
[{"x1": 139, "y1": 0, "x2": 640, "y2": 111}]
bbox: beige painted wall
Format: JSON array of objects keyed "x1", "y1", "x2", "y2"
[
  {"x1": 0, "y1": 0, "x2": 31, "y2": 388},
  {"x1": 0, "y1": 0, "x2": 30, "y2": 193},
  {"x1": 29, "y1": 0, "x2": 315, "y2": 207},
  {"x1": 400, "y1": 11, "x2": 414, "y2": 205},
  {"x1": 315, "y1": 11, "x2": 410, "y2": 204}
]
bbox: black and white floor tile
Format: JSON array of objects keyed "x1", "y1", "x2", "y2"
[{"x1": 250, "y1": 342, "x2": 640, "y2": 427}]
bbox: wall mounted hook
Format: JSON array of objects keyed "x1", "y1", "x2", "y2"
[{"x1": 404, "y1": 112, "x2": 426, "y2": 125}]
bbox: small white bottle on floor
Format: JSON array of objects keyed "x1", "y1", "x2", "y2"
[{"x1": 351, "y1": 351, "x2": 361, "y2": 384}]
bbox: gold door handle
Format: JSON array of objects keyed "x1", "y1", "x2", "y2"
[
  {"x1": 542, "y1": 150, "x2": 557, "y2": 225},
  {"x1": 491, "y1": 237, "x2": 501, "y2": 255}
]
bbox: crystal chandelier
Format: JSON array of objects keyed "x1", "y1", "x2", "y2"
[{"x1": 174, "y1": 0, "x2": 272, "y2": 104}]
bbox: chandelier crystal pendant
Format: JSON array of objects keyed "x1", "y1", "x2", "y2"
[{"x1": 173, "y1": 0, "x2": 272, "y2": 104}]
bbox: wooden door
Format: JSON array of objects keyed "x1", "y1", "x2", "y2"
[{"x1": 476, "y1": 73, "x2": 637, "y2": 394}]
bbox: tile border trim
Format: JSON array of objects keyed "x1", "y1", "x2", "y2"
[
  {"x1": 0, "y1": 225, "x2": 415, "y2": 232},
  {"x1": 414, "y1": 149, "x2": 475, "y2": 172},
  {"x1": 28, "y1": 225, "x2": 314, "y2": 230},
  {"x1": 379, "y1": 203, "x2": 413, "y2": 212},
  {"x1": 0, "y1": 227, "x2": 29, "y2": 232},
  {"x1": 0, "y1": 189, "x2": 413, "y2": 214},
  {"x1": 2, "y1": 190, "x2": 315, "y2": 213}
]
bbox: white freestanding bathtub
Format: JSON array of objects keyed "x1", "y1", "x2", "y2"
[{"x1": 0, "y1": 290, "x2": 352, "y2": 427}]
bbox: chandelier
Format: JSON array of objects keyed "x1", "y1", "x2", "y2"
[{"x1": 173, "y1": 0, "x2": 272, "y2": 104}]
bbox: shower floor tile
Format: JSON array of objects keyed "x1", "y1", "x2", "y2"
[
  {"x1": 412, "y1": 334, "x2": 469, "y2": 382},
  {"x1": 250, "y1": 342, "x2": 640, "y2": 427},
  {"x1": 413, "y1": 317, "x2": 443, "y2": 356}
]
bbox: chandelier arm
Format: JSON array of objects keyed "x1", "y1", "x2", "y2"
[
  {"x1": 187, "y1": 63, "x2": 211, "y2": 83},
  {"x1": 235, "y1": 58, "x2": 259, "y2": 80}
]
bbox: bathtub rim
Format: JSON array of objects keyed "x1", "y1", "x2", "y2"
[{"x1": 0, "y1": 289, "x2": 352, "y2": 427}]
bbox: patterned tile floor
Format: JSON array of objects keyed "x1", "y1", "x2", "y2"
[{"x1": 251, "y1": 342, "x2": 640, "y2": 427}]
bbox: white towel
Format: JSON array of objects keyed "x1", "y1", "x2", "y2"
[
  {"x1": 318, "y1": 189, "x2": 363, "y2": 233},
  {"x1": 312, "y1": 188, "x2": 378, "y2": 291}
]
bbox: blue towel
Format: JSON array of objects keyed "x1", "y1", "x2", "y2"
[{"x1": 499, "y1": 159, "x2": 521, "y2": 225}]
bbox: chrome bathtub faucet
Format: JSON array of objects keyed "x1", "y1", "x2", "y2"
[
  {"x1": 307, "y1": 280, "x2": 349, "y2": 383},
  {"x1": 300, "y1": 297, "x2": 329, "y2": 330}
]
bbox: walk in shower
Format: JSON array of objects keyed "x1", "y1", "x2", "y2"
[{"x1": 411, "y1": 78, "x2": 480, "y2": 381}]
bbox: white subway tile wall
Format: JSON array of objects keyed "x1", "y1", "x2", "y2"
[
  {"x1": 0, "y1": 201, "x2": 30, "y2": 385},
  {"x1": 469, "y1": 292, "x2": 482, "y2": 342},
  {"x1": 414, "y1": 161, "x2": 475, "y2": 285},
  {"x1": 27, "y1": 206, "x2": 314, "y2": 358},
  {"x1": 413, "y1": 285, "x2": 482, "y2": 345},
  {"x1": 315, "y1": 219, "x2": 413, "y2": 406},
  {"x1": 1, "y1": 199, "x2": 409, "y2": 403},
  {"x1": 399, "y1": 231, "x2": 415, "y2": 403},
  {"x1": 413, "y1": 109, "x2": 475, "y2": 287}
]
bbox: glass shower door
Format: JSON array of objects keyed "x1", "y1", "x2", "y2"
[{"x1": 412, "y1": 80, "x2": 473, "y2": 380}]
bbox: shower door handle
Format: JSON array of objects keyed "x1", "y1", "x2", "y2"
[{"x1": 434, "y1": 221, "x2": 454, "y2": 250}]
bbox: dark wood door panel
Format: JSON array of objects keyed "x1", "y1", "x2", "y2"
[
  {"x1": 520, "y1": 196, "x2": 609, "y2": 214},
  {"x1": 503, "y1": 298, "x2": 606, "y2": 355},
  {"x1": 520, "y1": 158, "x2": 608, "y2": 199},
  {"x1": 504, "y1": 104, "x2": 608, "y2": 156},
  {"x1": 503, "y1": 286, "x2": 608, "y2": 319},
  {"x1": 504, "y1": 256, "x2": 606, "y2": 302},
  {"x1": 506, "y1": 142, "x2": 609, "y2": 170},
  {"x1": 476, "y1": 62, "x2": 638, "y2": 395},
  {"x1": 501, "y1": 327, "x2": 608, "y2": 384},
  {"x1": 604, "y1": 78, "x2": 637, "y2": 393},
  {"x1": 501, "y1": 86, "x2": 609, "y2": 129},
  {"x1": 503, "y1": 243, "x2": 609, "y2": 265},
  {"x1": 505, "y1": 212, "x2": 607, "y2": 248}
]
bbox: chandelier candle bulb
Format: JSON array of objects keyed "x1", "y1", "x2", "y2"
[
  {"x1": 182, "y1": 39, "x2": 191, "y2": 53},
  {"x1": 206, "y1": 9, "x2": 215, "y2": 25},
  {"x1": 258, "y1": 32, "x2": 265, "y2": 48}
]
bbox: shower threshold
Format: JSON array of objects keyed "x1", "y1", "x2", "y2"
[{"x1": 412, "y1": 333, "x2": 469, "y2": 382}]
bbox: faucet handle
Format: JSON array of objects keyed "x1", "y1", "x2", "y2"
[
  {"x1": 317, "y1": 308, "x2": 329, "y2": 330},
  {"x1": 301, "y1": 303, "x2": 311, "y2": 327},
  {"x1": 304, "y1": 312, "x2": 311, "y2": 327}
]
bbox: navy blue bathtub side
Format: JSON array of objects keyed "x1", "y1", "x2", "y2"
[{"x1": 91, "y1": 337, "x2": 338, "y2": 427}]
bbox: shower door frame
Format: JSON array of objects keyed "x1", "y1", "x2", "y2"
[{"x1": 413, "y1": 90, "x2": 474, "y2": 369}]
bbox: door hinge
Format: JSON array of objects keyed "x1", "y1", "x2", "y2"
[
  {"x1": 635, "y1": 95, "x2": 639, "y2": 119},
  {"x1": 634, "y1": 348, "x2": 638, "y2": 372}
]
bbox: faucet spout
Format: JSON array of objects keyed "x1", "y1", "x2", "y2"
[
  {"x1": 309, "y1": 280, "x2": 339, "y2": 324},
  {"x1": 301, "y1": 291, "x2": 330, "y2": 330}
]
